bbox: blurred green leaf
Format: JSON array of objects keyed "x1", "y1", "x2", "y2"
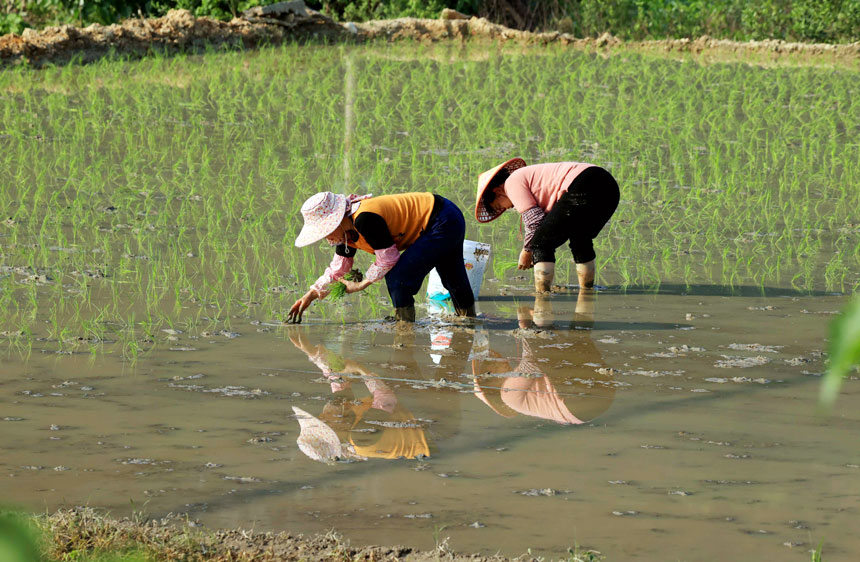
[
  {"x1": 0, "y1": 512, "x2": 40, "y2": 562},
  {"x1": 820, "y1": 297, "x2": 860, "y2": 407}
]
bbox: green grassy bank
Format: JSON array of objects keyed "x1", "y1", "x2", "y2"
[{"x1": 3, "y1": 1, "x2": 860, "y2": 43}]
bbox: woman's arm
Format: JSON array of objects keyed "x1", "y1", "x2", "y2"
[
  {"x1": 341, "y1": 212, "x2": 400, "y2": 294},
  {"x1": 516, "y1": 206, "x2": 546, "y2": 270},
  {"x1": 287, "y1": 252, "x2": 354, "y2": 323},
  {"x1": 310, "y1": 253, "x2": 354, "y2": 298},
  {"x1": 343, "y1": 245, "x2": 399, "y2": 293}
]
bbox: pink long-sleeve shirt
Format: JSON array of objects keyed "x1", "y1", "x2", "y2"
[{"x1": 504, "y1": 162, "x2": 594, "y2": 215}]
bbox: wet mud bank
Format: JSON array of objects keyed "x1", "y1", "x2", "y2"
[
  {"x1": 1, "y1": 4, "x2": 859, "y2": 68},
  {"x1": 34, "y1": 507, "x2": 531, "y2": 562}
]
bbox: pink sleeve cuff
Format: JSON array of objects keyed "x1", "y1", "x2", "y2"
[
  {"x1": 521, "y1": 206, "x2": 546, "y2": 250},
  {"x1": 311, "y1": 254, "x2": 354, "y2": 297},
  {"x1": 364, "y1": 245, "x2": 399, "y2": 284}
]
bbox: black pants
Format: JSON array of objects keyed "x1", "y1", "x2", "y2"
[{"x1": 530, "y1": 166, "x2": 620, "y2": 264}]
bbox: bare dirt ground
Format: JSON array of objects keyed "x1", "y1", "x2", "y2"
[{"x1": 1, "y1": 5, "x2": 859, "y2": 69}]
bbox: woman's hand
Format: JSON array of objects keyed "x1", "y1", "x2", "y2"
[
  {"x1": 341, "y1": 279, "x2": 370, "y2": 294},
  {"x1": 518, "y1": 249, "x2": 534, "y2": 270},
  {"x1": 287, "y1": 290, "x2": 318, "y2": 324}
]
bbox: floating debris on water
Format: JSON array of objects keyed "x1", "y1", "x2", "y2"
[
  {"x1": 612, "y1": 510, "x2": 637, "y2": 516},
  {"x1": 668, "y1": 490, "x2": 692, "y2": 496},
  {"x1": 469, "y1": 521, "x2": 486, "y2": 528},
  {"x1": 727, "y1": 343, "x2": 783, "y2": 353},
  {"x1": 119, "y1": 458, "x2": 163, "y2": 465},
  {"x1": 623, "y1": 369, "x2": 685, "y2": 378},
  {"x1": 365, "y1": 420, "x2": 425, "y2": 428},
  {"x1": 715, "y1": 356, "x2": 771, "y2": 368},
  {"x1": 668, "y1": 345, "x2": 706, "y2": 353},
  {"x1": 515, "y1": 488, "x2": 569, "y2": 496},
  {"x1": 703, "y1": 479, "x2": 754, "y2": 485},
  {"x1": 171, "y1": 374, "x2": 205, "y2": 381},
  {"x1": 223, "y1": 475, "x2": 261, "y2": 483}
]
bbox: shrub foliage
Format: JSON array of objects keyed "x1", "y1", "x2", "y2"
[{"x1": 1, "y1": 1, "x2": 859, "y2": 43}]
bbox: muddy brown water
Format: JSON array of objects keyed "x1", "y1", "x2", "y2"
[{"x1": 1, "y1": 285, "x2": 858, "y2": 561}]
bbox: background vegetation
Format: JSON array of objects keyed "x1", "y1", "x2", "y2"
[{"x1": 2, "y1": 0, "x2": 860, "y2": 42}]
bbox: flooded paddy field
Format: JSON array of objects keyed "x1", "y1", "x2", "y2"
[
  {"x1": 2, "y1": 289, "x2": 858, "y2": 560},
  {"x1": 1, "y1": 42, "x2": 859, "y2": 560}
]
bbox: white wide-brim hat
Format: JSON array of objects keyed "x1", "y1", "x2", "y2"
[{"x1": 294, "y1": 192, "x2": 347, "y2": 247}]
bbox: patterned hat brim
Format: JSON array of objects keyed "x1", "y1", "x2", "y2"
[{"x1": 294, "y1": 195, "x2": 347, "y2": 247}]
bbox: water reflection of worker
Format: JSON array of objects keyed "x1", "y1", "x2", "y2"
[
  {"x1": 471, "y1": 294, "x2": 615, "y2": 424},
  {"x1": 289, "y1": 330, "x2": 430, "y2": 460}
]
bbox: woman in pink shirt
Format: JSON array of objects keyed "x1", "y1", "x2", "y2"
[{"x1": 474, "y1": 159, "x2": 619, "y2": 292}]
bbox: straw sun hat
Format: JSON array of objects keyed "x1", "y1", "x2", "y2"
[
  {"x1": 474, "y1": 157, "x2": 526, "y2": 223},
  {"x1": 294, "y1": 192, "x2": 348, "y2": 247}
]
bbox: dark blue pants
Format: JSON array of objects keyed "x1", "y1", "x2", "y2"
[{"x1": 385, "y1": 198, "x2": 475, "y2": 310}]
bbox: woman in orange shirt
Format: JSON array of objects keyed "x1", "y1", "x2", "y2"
[{"x1": 288, "y1": 192, "x2": 475, "y2": 323}]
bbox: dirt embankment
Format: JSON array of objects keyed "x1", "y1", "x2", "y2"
[
  {"x1": 1, "y1": 3, "x2": 859, "y2": 68},
  {"x1": 37, "y1": 507, "x2": 532, "y2": 562}
]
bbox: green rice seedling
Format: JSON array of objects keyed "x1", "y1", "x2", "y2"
[
  {"x1": 329, "y1": 269, "x2": 364, "y2": 301},
  {"x1": 1, "y1": 43, "x2": 859, "y2": 345}
]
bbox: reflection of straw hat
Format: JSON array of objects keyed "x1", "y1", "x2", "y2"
[
  {"x1": 474, "y1": 157, "x2": 526, "y2": 223},
  {"x1": 292, "y1": 406, "x2": 365, "y2": 463},
  {"x1": 294, "y1": 192, "x2": 347, "y2": 247}
]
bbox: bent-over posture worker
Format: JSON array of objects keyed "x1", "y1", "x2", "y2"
[
  {"x1": 288, "y1": 191, "x2": 476, "y2": 323},
  {"x1": 474, "y1": 159, "x2": 619, "y2": 292}
]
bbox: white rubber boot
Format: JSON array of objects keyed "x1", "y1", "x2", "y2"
[
  {"x1": 576, "y1": 260, "x2": 595, "y2": 289},
  {"x1": 534, "y1": 262, "x2": 555, "y2": 294}
]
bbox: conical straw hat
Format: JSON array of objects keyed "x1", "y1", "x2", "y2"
[{"x1": 474, "y1": 157, "x2": 526, "y2": 223}]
